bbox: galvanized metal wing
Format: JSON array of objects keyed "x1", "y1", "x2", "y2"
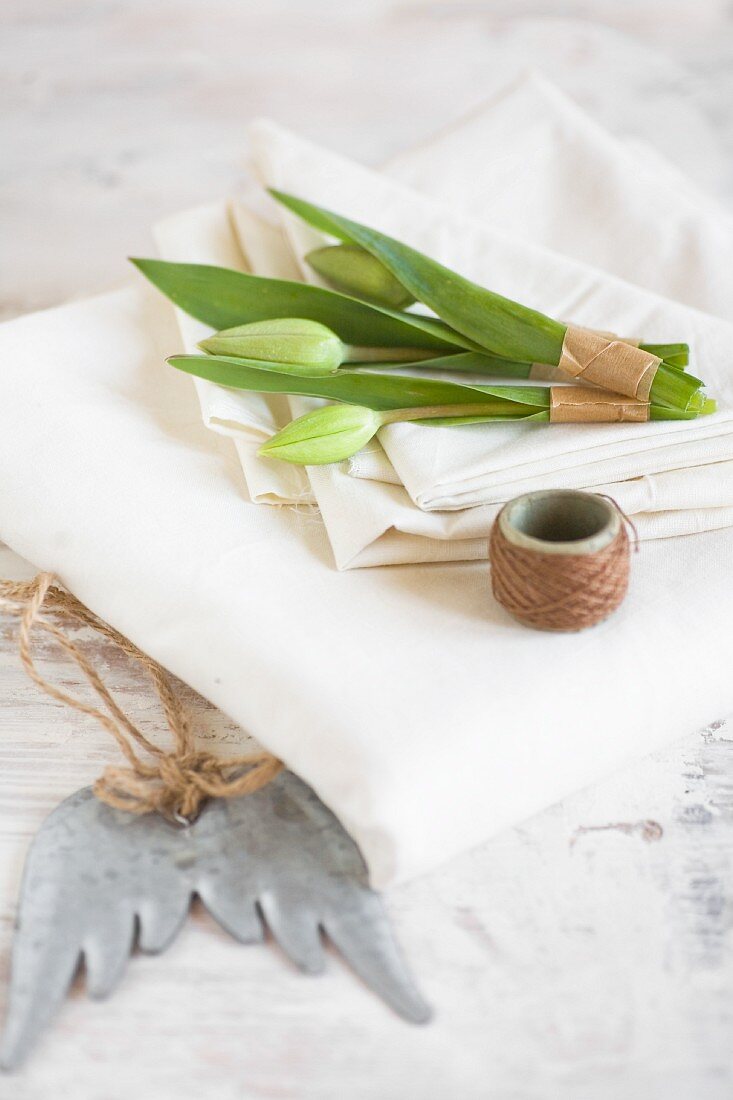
[
  {"x1": 0, "y1": 788, "x2": 192, "y2": 1070},
  {"x1": 193, "y1": 772, "x2": 431, "y2": 1024},
  {"x1": 1, "y1": 772, "x2": 430, "y2": 1070}
]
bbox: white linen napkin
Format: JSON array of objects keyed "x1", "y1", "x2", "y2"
[
  {"x1": 154, "y1": 76, "x2": 733, "y2": 568},
  {"x1": 159, "y1": 200, "x2": 733, "y2": 576},
  {"x1": 385, "y1": 73, "x2": 733, "y2": 319},
  {"x1": 248, "y1": 85, "x2": 733, "y2": 520},
  {"x1": 153, "y1": 201, "x2": 464, "y2": 569},
  {"x1": 1, "y1": 283, "x2": 733, "y2": 888},
  {"x1": 153, "y1": 200, "x2": 503, "y2": 569},
  {"x1": 152, "y1": 202, "x2": 314, "y2": 510}
]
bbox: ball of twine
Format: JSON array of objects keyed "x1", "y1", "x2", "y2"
[{"x1": 489, "y1": 495, "x2": 632, "y2": 632}]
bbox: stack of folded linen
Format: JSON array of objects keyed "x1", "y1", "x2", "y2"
[
  {"x1": 154, "y1": 74, "x2": 733, "y2": 570},
  {"x1": 1, "y1": 74, "x2": 732, "y2": 884}
]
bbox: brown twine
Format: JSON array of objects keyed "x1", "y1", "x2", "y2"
[
  {"x1": 489, "y1": 502, "x2": 634, "y2": 632},
  {"x1": 0, "y1": 573, "x2": 282, "y2": 822}
]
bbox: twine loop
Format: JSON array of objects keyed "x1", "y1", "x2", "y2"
[{"x1": 0, "y1": 573, "x2": 282, "y2": 822}]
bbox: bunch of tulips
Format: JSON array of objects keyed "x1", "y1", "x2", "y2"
[{"x1": 133, "y1": 191, "x2": 714, "y2": 466}]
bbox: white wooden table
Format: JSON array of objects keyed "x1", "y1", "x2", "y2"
[{"x1": 2, "y1": 3, "x2": 732, "y2": 1097}]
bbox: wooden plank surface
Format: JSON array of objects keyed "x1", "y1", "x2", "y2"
[{"x1": 2, "y1": 3, "x2": 733, "y2": 1096}]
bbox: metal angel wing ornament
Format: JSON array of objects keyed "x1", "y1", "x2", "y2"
[
  {"x1": 1, "y1": 772, "x2": 430, "y2": 1070},
  {"x1": 0, "y1": 577, "x2": 430, "y2": 1070}
]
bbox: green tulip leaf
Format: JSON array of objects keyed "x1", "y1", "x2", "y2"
[
  {"x1": 131, "y1": 258, "x2": 473, "y2": 353},
  {"x1": 168, "y1": 354, "x2": 552, "y2": 412}
]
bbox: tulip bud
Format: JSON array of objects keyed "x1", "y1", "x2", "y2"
[
  {"x1": 199, "y1": 318, "x2": 344, "y2": 375},
  {"x1": 258, "y1": 404, "x2": 383, "y2": 465},
  {"x1": 306, "y1": 245, "x2": 416, "y2": 310}
]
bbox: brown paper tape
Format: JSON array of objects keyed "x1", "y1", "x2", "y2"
[
  {"x1": 558, "y1": 325, "x2": 660, "y2": 400},
  {"x1": 531, "y1": 325, "x2": 642, "y2": 381},
  {"x1": 550, "y1": 386, "x2": 650, "y2": 423},
  {"x1": 559, "y1": 323, "x2": 641, "y2": 348}
]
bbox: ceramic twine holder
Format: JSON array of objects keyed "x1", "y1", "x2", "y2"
[{"x1": 488, "y1": 490, "x2": 631, "y2": 632}]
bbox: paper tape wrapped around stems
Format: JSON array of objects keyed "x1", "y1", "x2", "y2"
[
  {"x1": 555, "y1": 325, "x2": 661, "y2": 400},
  {"x1": 530, "y1": 326, "x2": 641, "y2": 382},
  {"x1": 549, "y1": 386, "x2": 649, "y2": 423},
  {"x1": 575, "y1": 326, "x2": 641, "y2": 348}
]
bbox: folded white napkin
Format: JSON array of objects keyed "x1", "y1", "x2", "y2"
[
  {"x1": 154, "y1": 76, "x2": 733, "y2": 569},
  {"x1": 152, "y1": 202, "x2": 314, "y2": 510},
  {"x1": 160, "y1": 201, "x2": 733, "y2": 571},
  {"x1": 153, "y1": 201, "x2": 501, "y2": 569},
  {"x1": 386, "y1": 73, "x2": 733, "y2": 319},
  {"x1": 248, "y1": 79, "x2": 733, "y2": 530}
]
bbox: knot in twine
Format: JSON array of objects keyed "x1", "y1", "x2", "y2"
[
  {"x1": 0, "y1": 573, "x2": 282, "y2": 822},
  {"x1": 489, "y1": 498, "x2": 635, "y2": 632}
]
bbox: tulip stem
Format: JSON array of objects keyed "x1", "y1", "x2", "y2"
[
  {"x1": 379, "y1": 401, "x2": 529, "y2": 424},
  {"x1": 345, "y1": 345, "x2": 443, "y2": 364}
]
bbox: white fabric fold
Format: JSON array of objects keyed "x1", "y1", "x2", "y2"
[
  {"x1": 246, "y1": 81, "x2": 733, "y2": 534},
  {"x1": 153, "y1": 199, "x2": 502, "y2": 569},
  {"x1": 153, "y1": 202, "x2": 314, "y2": 509},
  {"x1": 385, "y1": 73, "x2": 733, "y2": 318},
  {"x1": 157, "y1": 77, "x2": 733, "y2": 568}
]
